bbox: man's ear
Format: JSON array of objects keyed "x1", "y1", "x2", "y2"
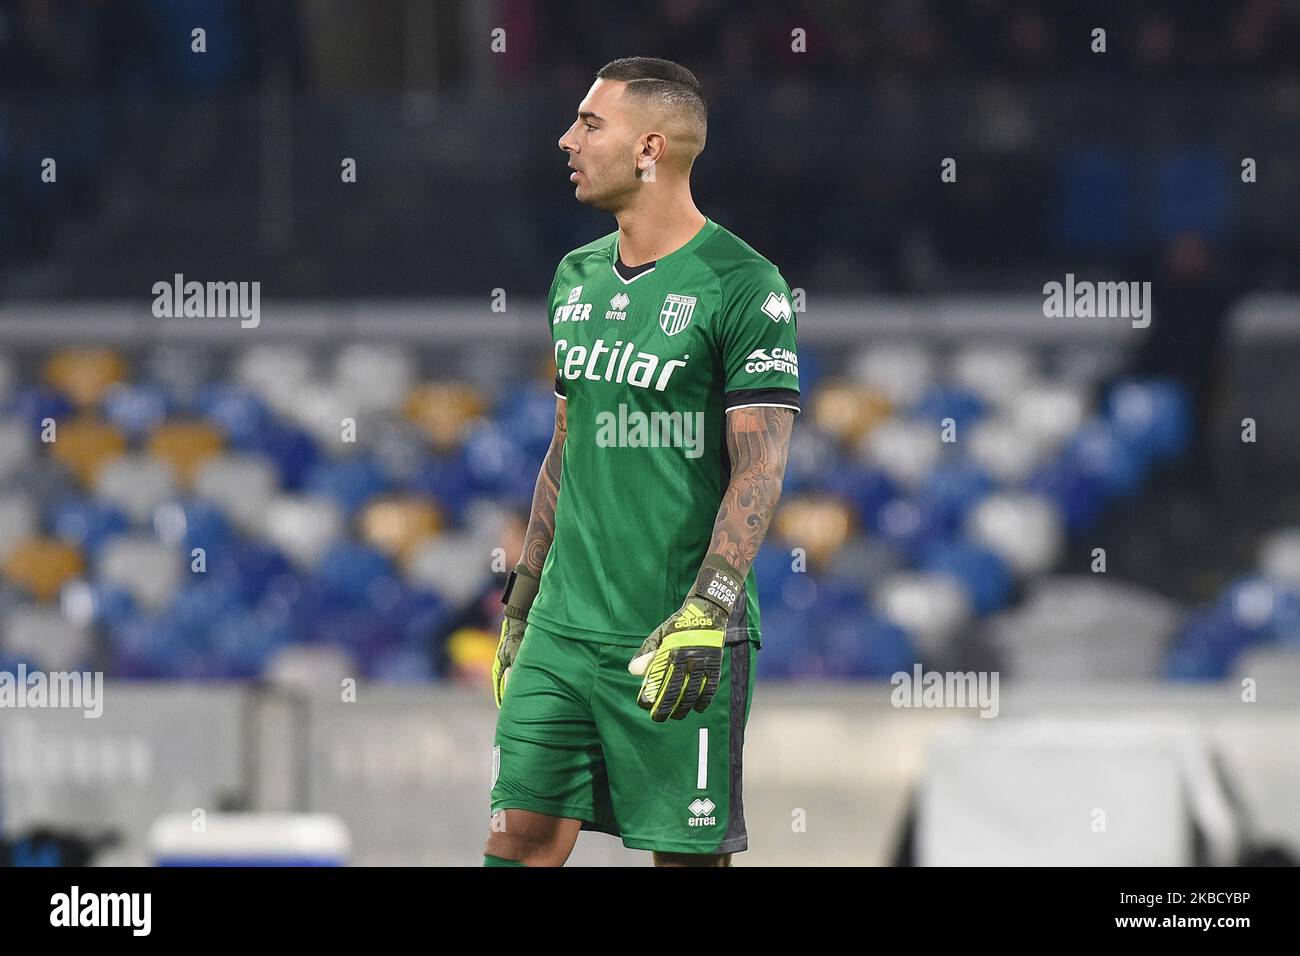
[{"x1": 637, "y1": 133, "x2": 666, "y2": 177}]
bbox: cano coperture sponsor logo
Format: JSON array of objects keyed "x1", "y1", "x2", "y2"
[
  {"x1": 743, "y1": 347, "x2": 798, "y2": 376},
  {"x1": 595, "y1": 403, "x2": 705, "y2": 459}
]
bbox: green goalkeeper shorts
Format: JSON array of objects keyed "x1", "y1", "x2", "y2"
[{"x1": 489, "y1": 619, "x2": 756, "y2": 855}]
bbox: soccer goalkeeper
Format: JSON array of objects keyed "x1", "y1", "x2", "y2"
[{"x1": 485, "y1": 57, "x2": 799, "y2": 868}]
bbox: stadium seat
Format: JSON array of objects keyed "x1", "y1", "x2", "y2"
[
  {"x1": 1012, "y1": 382, "x2": 1089, "y2": 450},
  {"x1": 194, "y1": 382, "x2": 274, "y2": 446},
  {"x1": 405, "y1": 531, "x2": 494, "y2": 605},
  {"x1": 43, "y1": 347, "x2": 127, "y2": 407},
  {"x1": 848, "y1": 342, "x2": 935, "y2": 406},
  {"x1": 98, "y1": 534, "x2": 185, "y2": 610},
  {"x1": 772, "y1": 496, "x2": 853, "y2": 570},
  {"x1": 1, "y1": 537, "x2": 84, "y2": 602},
  {"x1": 359, "y1": 496, "x2": 443, "y2": 565},
  {"x1": 49, "y1": 417, "x2": 127, "y2": 486},
  {"x1": 263, "y1": 494, "x2": 346, "y2": 568},
  {"x1": 968, "y1": 416, "x2": 1049, "y2": 483},
  {"x1": 862, "y1": 419, "x2": 944, "y2": 490},
  {"x1": 234, "y1": 345, "x2": 314, "y2": 418},
  {"x1": 93, "y1": 453, "x2": 179, "y2": 524},
  {"x1": 949, "y1": 344, "x2": 1037, "y2": 411},
  {"x1": 302, "y1": 456, "x2": 390, "y2": 516},
  {"x1": 919, "y1": 540, "x2": 1015, "y2": 615},
  {"x1": 147, "y1": 420, "x2": 225, "y2": 485},
  {"x1": 873, "y1": 571, "x2": 973, "y2": 660},
  {"x1": 152, "y1": 498, "x2": 236, "y2": 555},
  {"x1": 284, "y1": 378, "x2": 368, "y2": 455},
  {"x1": 146, "y1": 345, "x2": 216, "y2": 406},
  {"x1": 403, "y1": 382, "x2": 488, "y2": 450},
  {"x1": 810, "y1": 380, "x2": 891, "y2": 445},
  {"x1": 964, "y1": 492, "x2": 1064, "y2": 577},
  {"x1": 59, "y1": 577, "x2": 135, "y2": 630},
  {"x1": 0, "y1": 417, "x2": 33, "y2": 483},
  {"x1": 0, "y1": 493, "x2": 39, "y2": 563},
  {"x1": 335, "y1": 343, "x2": 416, "y2": 415},
  {"x1": 0, "y1": 604, "x2": 93, "y2": 671},
  {"x1": 103, "y1": 381, "x2": 170, "y2": 439},
  {"x1": 193, "y1": 453, "x2": 280, "y2": 533}
]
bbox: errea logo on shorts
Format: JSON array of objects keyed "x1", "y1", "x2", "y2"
[
  {"x1": 688, "y1": 797, "x2": 717, "y2": 827},
  {"x1": 744, "y1": 347, "x2": 798, "y2": 376}
]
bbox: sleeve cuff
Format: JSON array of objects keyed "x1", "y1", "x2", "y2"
[{"x1": 724, "y1": 387, "x2": 800, "y2": 415}]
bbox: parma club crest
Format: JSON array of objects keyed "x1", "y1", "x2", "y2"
[{"x1": 659, "y1": 293, "x2": 697, "y2": 336}]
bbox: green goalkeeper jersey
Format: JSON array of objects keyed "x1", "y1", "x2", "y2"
[{"x1": 527, "y1": 217, "x2": 801, "y2": 649}]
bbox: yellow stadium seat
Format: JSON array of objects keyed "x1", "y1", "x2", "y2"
[
  {"x1": 48, "y1": 417, "x2": 127, "y2": 486},
  {"x1": 147, "y1": 421, "x2": 225, "y2": 486},
  {"x1": 403, "y1": 383, "x2": 487, "y2": 450},
  {"x1": 774, "y1": 496, "x2": 855, "y2": 571},
  {"x1": 44, "y1": 348, "x2": 128, "y2": 407},
  {"x1": 359, "y1": 496, "x2": 443, "y2": 565},
  {"x1": 1, "y1": 537, "x2": 84, "y2": 602},
  {"x1": 812, "y1": 381, "x2": 893, "y2": 445}
]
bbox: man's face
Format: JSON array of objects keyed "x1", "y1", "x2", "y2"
[{"x1": 558, "y1": 79, "x2": 643, "y2": 212}]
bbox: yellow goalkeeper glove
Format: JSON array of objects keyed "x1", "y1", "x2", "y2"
[
  {"x1": 628, "y1": 556, "x2": 744, "y2": 722},
  {"x1": 492, "y1": 564, "x2": 540, "y2": 707}
]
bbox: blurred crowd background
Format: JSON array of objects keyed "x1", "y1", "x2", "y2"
[
  {"x1": 2, "y1": 0, "x2": 1298, "y2": 295},
  {"x1": 0, "y1": 0, "x2": 1296, "y2": 692},
  {"x1": 0, "y1": 0, "x2": 1298, "y2": 867}
]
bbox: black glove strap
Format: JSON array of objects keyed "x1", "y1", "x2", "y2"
[
  {"x1": 692, "y1": 556, "x2": 744, "y2": 616},
  {"x1": 501, "y1": 564, "x2": 541, "y2": 613}
]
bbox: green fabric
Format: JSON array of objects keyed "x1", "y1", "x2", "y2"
[
  {"x1": 483, "y1": 854, "x2": 526, "y2": 867},
  {"x1": 527, "y1": 217, "x2": 799, "y2": 650},
  {"x1": 490, "y1": 621, "x2": 755, "y2": 855}
]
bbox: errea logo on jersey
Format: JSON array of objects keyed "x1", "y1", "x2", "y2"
[
  {"x1": 744, "y1": 347, "x2": 799, "y2": 376},
  {"x1": 688, "y1": 797, "x2": 717, "y2": 827},
  {"x1": 606, "y1": 292, "x2": 630, "y2": 321},
  {"x1": 761, "y1": 291, "x2": 792, "y2": 323}
]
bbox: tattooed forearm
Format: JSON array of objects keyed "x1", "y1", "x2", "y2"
[
  {"x1": 521, "y1": 399, "x2": 566, "y2": 575},
  {"x1": 708, "y1": 407, "x2": 795, "y2": 578}
]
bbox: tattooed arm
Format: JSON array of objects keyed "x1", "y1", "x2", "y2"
[
  {"x1": 519, "y1": 398, "x2": 567, "y2": 576},
  {"x1": 707, "y1": 406, "x2": 796, "y2": 580}
]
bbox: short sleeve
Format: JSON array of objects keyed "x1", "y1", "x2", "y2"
[
  {"x1": 547, "y1": 263, "x2": 568, "y2": 400},
  {"x1": 719, "y1": 266, "x2": 801, "y2": 414}
]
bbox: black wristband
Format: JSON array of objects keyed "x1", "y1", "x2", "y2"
[
  {"x1": 501, "y1": 564, "x2": 540, "y2": 613},
  {"x1": 692, "y1": 556, "x2": 744, "y2": 616}
]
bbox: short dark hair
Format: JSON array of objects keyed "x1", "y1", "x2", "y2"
[{"x1": 595, "y1": 57, "x2": 708, "y2": 138}]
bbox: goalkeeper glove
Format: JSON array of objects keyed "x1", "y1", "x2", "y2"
[
  {"x1": 493, "y1": 563, "x2": 540, "y2": 708},
  {"x1": 628, "y1": 556, "x2": 744, "y2": 722}
]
